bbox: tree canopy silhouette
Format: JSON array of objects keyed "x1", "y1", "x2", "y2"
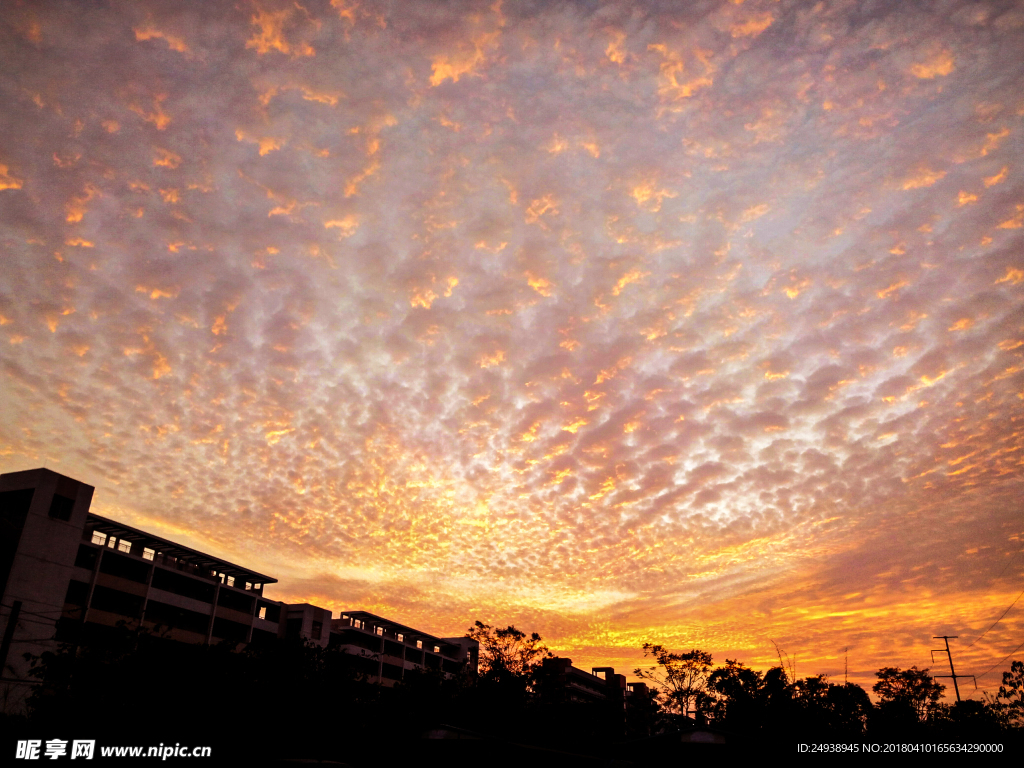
[
  {"x1": 466, "y1": 621, "x2": 550, "y2": 684},
  {"x1": 872, "y1": 666, "x2": 944, "y2": 720},
  {"x1": 633, "y1": 644, "x2": 713, "y2": 717},
  {"x1": 993, "y1": 660, "x2": 1024, "y2": 727}
]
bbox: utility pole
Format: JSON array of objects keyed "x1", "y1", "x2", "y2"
[{"x1": 931, "y1": 635, "x2": 976, "y2": 702}]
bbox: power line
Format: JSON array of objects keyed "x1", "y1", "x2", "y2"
[
  {"x1": 966, "y1": 584, "x2": 1024, "y2": 649},
  {"x1": 952, "y1": 546, "x2": 1024, "y2": 697},
  {"x1": 987, "y1": 546, "x2": 1023, "y2": 583},
  {"x1": 6, "y1": 609, "x2": 64, "y2": 621},
  {"x1": 7, "y1": 638, "x2": 62, "y2": 644},
  {"x1": 2, "y1": 603, "x2": 64, "y2": 614},
  {"x1": 973, "y1": 637, "x2": 1024, "y2": 682},
  {"x1": 6, "y1": 616, "x2": 59, "y2": 629}
]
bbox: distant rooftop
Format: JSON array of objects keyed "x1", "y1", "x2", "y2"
[
  {"x1": 338, "y1": 610, "x2": 464, "y2": 644},
  {"x1": 87, "y1": 512, "x2": 277, "y2": 584}
]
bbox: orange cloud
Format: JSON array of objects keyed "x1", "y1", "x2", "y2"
[
  {"x1": 911, "y1": 50, "x2": 955, "y2": 79},
  {"x1": 65, "y1": 184, "x2": 99, "y2": 223},
  {"x1": 997, "y1": 204, "x2": 1024, "y2": 230},
  {"x1": 324, "y1": 215, "x2": 359, "y2": 237},
  {"x1": 902, "y1": 168, "x2": 946, "y2": 190},
  {"x1": 648, "y1": 44, "x2": 714, "y2": 107},
  {"x1": 130, "y1": 94, "x2": 171, "y2": 130},
  {"x1": 430, "y1": 30, "x2": 500, "y2": 86},
  {"x1": 995, "y1": 267, "x2": 1023, "y2": 285},
  {"x1": 631, "y1": 180, "x2": 677, "y2": 212},
  {"x1": 0, "y1": 163, "x2": 23, "y2": 191},
  {"x1": 605, "y1": 29, "x2": 627, "y2": 64},
  {"x1": 246, "y1": 5, "x2": 316, "y2": 57},
  {"x1": 235, "y1": 129, "x2": 287, "y2": 156},
  {"x1": 983, "y1": 167, "x2": 1008, "y2": 187},
  {"x1": 153, "y1": 148, "x2": 181, "y2": 168},
  {"x1": 731, "y1": 13, "x2": 773, "y2": 38},
  {"x1": 134, "y1": 26, "x2": 189, "y2": 53}
]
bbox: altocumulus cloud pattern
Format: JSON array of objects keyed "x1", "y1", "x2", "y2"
[{"x1": 1, "y1": 0, "x2": 1022, "y2": 686}]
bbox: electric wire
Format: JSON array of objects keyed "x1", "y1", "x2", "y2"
[
  {"x1": 965, "y1": 546, "x2": 1024, "y2": 649},
  {"x1": 965, "y1": 585, "x2": 1024, "y2": 650}
]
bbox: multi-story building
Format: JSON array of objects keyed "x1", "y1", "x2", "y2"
[
  {"x1": 0, "y1": 468, "x2": 476, "y2": 712},
  {"x1": 330, "y1": 611, "x2": 479, "y2": 685},
  {"x1": 2, "y1": 467, "x2": 96, "y2": 711},
  {"x1": 0, "y1": 468, "x2": 302, "y2": 711},
  {"x1": 538, "y1": 657, "x2": 650, "y2": 712},
  {"x1": 283, "y1": 603, "x2": 333, "y2": 649},
  {"x1": 72, "y1": 512, "x2": 287, "y2": 646}
]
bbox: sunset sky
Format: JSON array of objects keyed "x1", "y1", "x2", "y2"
[{"x1": 1, "y1": 0, "x2": 1023, "y2": 697}]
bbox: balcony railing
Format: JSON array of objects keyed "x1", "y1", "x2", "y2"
[{"x1": 154, "y1": 553, "x2": 218, "y2": 581}]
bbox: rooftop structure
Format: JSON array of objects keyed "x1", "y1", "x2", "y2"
[
  {"x1": 331, "y1": 610, "x2": 478, "y2": 685},
  {"x1": 538, "y1": 657, "x2": 650, "y2": 713},
  {"x1": 72, "y1": 511, "x2": 289, "y2": 647},
  {"x1": 87, "y1": 512, "x2": 277, "y2": 590}
]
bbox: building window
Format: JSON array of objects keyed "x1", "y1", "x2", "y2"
[
  {"x1": 117, "y1": 540, "x2": 132, "y2": 554},
  {"x1": 397, "y1": 633, "x2": 404, "y2": 642},
  {"x1": 254, "y1": 583, "x2": 261, "y2": 590},
  {"x1": 226, "y1": 576, "x2": 235, "y2": 587},
  {"x1": 143, "y1": 547, "x2": 155, "y2": 561},
  {"x1": 48, "y1": 493, "x2": 74, "y2": 521},
  {"x1": 259, "y1": 606, "x2": 267, "y2": 620},
  {"x1": 375, "y1": 626, "x2": 384, "y2": 636},
  {"x1": 107, "y1": 536, "x2": 117, "y2": 549},
  {"x1": 416, "y1": 640, "x2": 423, "y2": 649},
  {"x1": 245, "y1": 582, "x2": 252, "y2": 591},
  {"x1": 312, "y1": 621, "x2": 323, "y2": 640},
  {"x1": 434, "y1": 645, "x2": 440, "y2": 653},
  {"x1": 91, "y1": 531, "x2": 107, "y2": 546}
]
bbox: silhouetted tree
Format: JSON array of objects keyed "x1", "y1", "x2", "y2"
[
  {"x1": 868, "y1": 665, "x2": 944, "y2": 736},
  {"x1": 466, "y1": 621, "x2": 550, "y2": 686},
  {"x1": 462, "y1": 620, "x2": 552, "y2": 737},
  {"x1": 993, "y1": 659, "x2": 1024, "y2": 728},
  {"x1": 707, "y1": 659, "x2": 765, "y2": 731},
  {"x1": 933, "y1": 698, "x2": 1006, "y2": 739},
  {"x1": 793, "y1": 674, "x2": 871, "y2": 737},
  {"x1": 824, "y1": 681, "x2": 873, "y2": 735},
  {"x1": 707, "y1": 661, "x2": 870, "y2": 738},
  {"x1": 872, "y1": 665, "x2": 944, "y2": 719},
  {"x1": 634, "y1": 645, "x2": 713, "y2": 718}
]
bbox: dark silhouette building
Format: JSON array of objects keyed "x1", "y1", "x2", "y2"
[
  {"x1": 331, "y1": 610, "x2": 479, "y2": 685},
  {"x1": 0, "y1": 468, "x2": 476, "y2": 713},
  {"x1": 539, "y1": 656, "x2": 650, "y2": 710}
]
